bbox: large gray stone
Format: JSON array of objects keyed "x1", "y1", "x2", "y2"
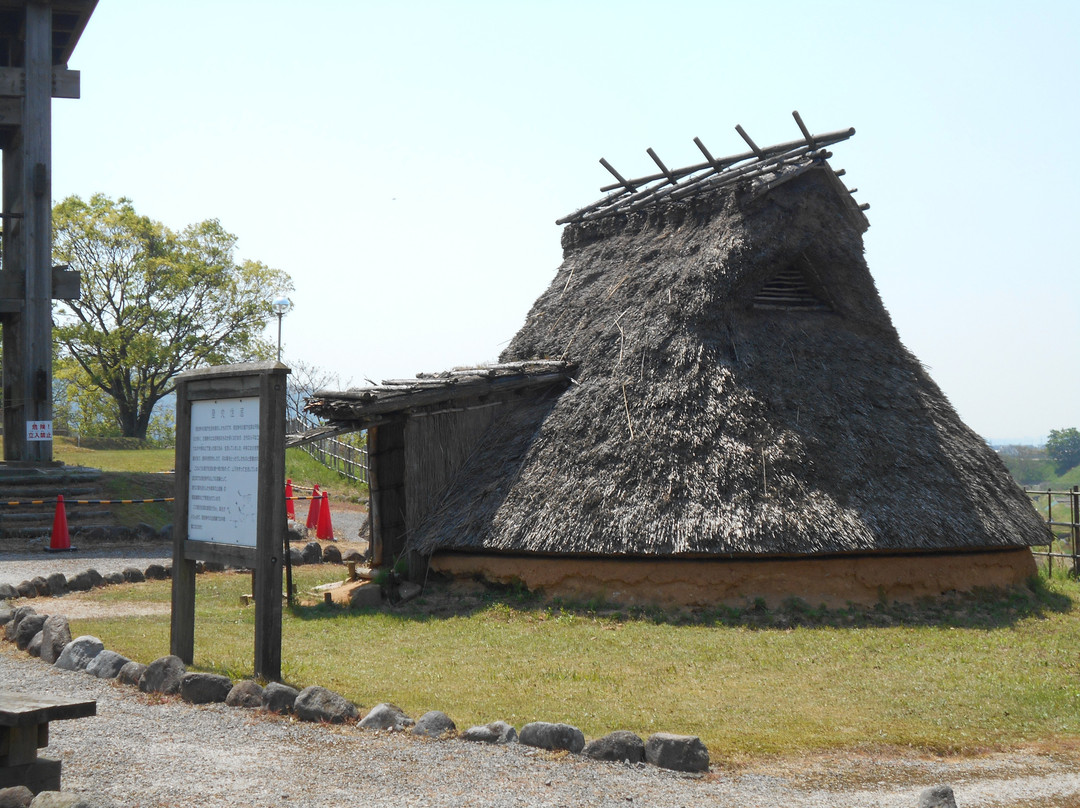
[
  {"x1": 5, "y1": 606, "x2": 36, "y2": 640},
  {"x1": 26, "y1": 631, "x2": 43, "y2": 657},
  {"x1": 583, "y1": 730, "x2": 646, "y2": 763},
  {"x1": 46, "y1": 573, "x2": 68, "y2": 597},
  {"x1": 0, "y1": 785, "x2": 33, "y2": 808},
  {"x1": 645, "y1": 732, "x2": 710, "y2": 773},
  {"x1": 0, "y1": 583, "x2": 18, "y2": 602},
  {"x1": 180, "y1": 672, "x2": 233, "y2": 704},
  {"x1": 461, "y1": 721, "x2": 517, "y2": 744},
  {"x1": 4, "y1": 604, "x2": 35, "y2": 643},
  {"x1": 0, "y1": 604, "x2": 12, "y2": 625},
  {"x1": 55, "y1": 636, "x2": 105, "y2": 672},
  {"x1": 121, "y1": 567, "x2": 145, "y2": 584},
  {"x1": 139, "y1": 655, "x2": 186, "y2": 694},
  {"x1": 117, "y1": 661, "x2": 148, "y2": 687},
  {"x1": 919, "y1": 785, "x2": 958, "y2": 808},
  {"x1": 86, "y1": 650, "x2": 132, "y2": 679},
  {"x1": 144, "y1": 564, "x2": 168, "y2": 581},
  {"x1": 14, "y1": 581, "x2": 35, "y2": 598},
  {"x1": 39, "y1": 616, "x2": 72, "y2": 664},
  {"x1": 294, "y1": 685, "x2": 358, "y2": 724},
  {"x1": 85, "y1": 569, "x2": 105, "y2": 589},
  {"x1": 103, "y1": 572, "x2": 125, "y2": 586},
  {"x1": 288, "y1": 547, "x2": 304, "y2": 567},
  {"x1": 348, "y1": 583, "x2": 382, "y2": 609},
  {"x1": 30, "y1": 577, "x2": 50, "y2": 597},
  {"x1": 226, "y1": 680, "x2": 264, "y2": 708},
  {"x1": 66, "y1": 571, "x2": 94, "y2": 592},
  {"x1": 412, "y1": 711, "x2": 456, "y2": 738},
  {"x1": 301, "y1": 542, "x2": 323, "y2": 564},
  {"x1": 262, "y1": 682, "x2": 299, "y2": 714},
  {"x1": 359, "y1": 703, "x2": 414, "y2": 731},
  {"x1": 322, "y1": 544, "x2": 342, "y2": 564},
  {"x1": 15, "y1": 614, "x2": 47, "y2": 651},
  {"x1": 519, "y1": 721, "x2": 585, "y2": 754}
]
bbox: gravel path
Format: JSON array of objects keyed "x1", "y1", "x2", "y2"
[
  {"x1": 3, "y1": 647, "x2": 1080, "y2": 808},
  {"x1": 4, "y1": 549, "x2": 1080, "y2": 807}
]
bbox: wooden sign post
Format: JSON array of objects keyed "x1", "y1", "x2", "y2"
[{"x1": 170, "y1": 361, "x2": 289, "y2": 681}]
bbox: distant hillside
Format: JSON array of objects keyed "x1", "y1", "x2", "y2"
[{"x1": 996, "y1": 444, "x2": 1080, "y2": 489}]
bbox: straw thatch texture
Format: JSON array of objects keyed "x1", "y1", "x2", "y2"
[{"x1": 406, "y1": 167, "x2": 1048, "y2": 557}]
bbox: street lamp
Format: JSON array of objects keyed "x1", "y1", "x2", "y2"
[{"x1": 272, "y1": 296, "x2": 291, "y2": 362}]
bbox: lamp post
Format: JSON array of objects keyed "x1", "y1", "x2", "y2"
[{"x1": 272, "y1": 296, "x2": 291, "y2": 362}]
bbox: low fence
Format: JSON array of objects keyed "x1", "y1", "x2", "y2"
[
  {"x1": 287, "y1": 418, "x2": 368, "y2": 485},
  {"x1": 1025, "y1": 486, "x2": 1080, "y2": 576}
]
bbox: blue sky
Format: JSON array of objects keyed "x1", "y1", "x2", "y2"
[{"x1": 51, "y1": 1, "x2": 1078, "y2": 443}]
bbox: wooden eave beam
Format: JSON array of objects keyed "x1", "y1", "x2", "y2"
[
  {"x1": 0, "y1": 0, "x2": 98, "y2": 65},
  {"x1": 307, "y1": 371, "x2": 572, "y2": 421}
]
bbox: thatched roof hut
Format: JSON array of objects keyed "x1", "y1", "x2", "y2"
[{"x1": 307, "y1": 117, "x2": 1048, "y2": 605}]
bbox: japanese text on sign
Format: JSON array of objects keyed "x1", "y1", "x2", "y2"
[
  {"x1": 26, "y1": 420, "x2": 53, "y2": 441},
  {"x1": 187, "y1": 398, "x2": 260, "y2": 546}
]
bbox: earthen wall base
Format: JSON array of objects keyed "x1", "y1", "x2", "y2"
[{"x1": 429, "y1": 548, "x2": 1038, "y2": 608}]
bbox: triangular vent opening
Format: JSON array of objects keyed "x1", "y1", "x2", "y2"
[{"x1": 752, "y1": 266, "x2": 831, "y2": 312}]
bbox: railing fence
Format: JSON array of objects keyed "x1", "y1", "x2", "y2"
[
  {"x1": 1025, "y1": 486, "x2": 1080, "y2": 577},
  {"x1": 287, "y1": 417, "x2": 368, "y2": 485}
]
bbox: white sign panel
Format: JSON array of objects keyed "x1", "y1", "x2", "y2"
[
  {"x1": 27, "y1": 420, "x2": 53, "y2": 441},
  {"x1": 188, "y1": 397, "x2": 260, "y2": 546}
]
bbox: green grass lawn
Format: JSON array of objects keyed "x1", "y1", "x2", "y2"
[{"x1": 66, "y1": 567, "x2": 1080, "y2": 758}]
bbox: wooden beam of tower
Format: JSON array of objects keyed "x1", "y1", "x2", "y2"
[
  {"x1": 1, "y1": 3, "x2": 55, "y2": 463},
  {"x1": 0, "y1": 67, "x2": 80, "y2": 100},
  {"x1": 0, "y1": 266, "x2": 80, "y2": 312}
]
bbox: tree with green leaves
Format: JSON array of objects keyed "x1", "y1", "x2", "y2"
[
  {"x1": 53, "y1": 194, "x2": 292, "y2": 439},
  {"x1": 1046, "y1": 428, "x2": 1080, "y2": 475}
]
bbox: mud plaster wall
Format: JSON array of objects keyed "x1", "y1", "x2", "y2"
[{"x1": 429, "y1": 548, "x2": 1038, "y2": 608}]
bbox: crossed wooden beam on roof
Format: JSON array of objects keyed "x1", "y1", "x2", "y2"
[{"x1": 557, "y1": 111, "x2": 867, "y2": 225}]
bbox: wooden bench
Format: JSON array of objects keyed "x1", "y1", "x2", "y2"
[{"x1": 0, "y1": 691, "x2": 96, "y2": 794}]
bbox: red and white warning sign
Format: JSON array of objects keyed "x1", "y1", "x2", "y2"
[{"x1": 26, "y1": 420, "x2": 53, "y2": 441}]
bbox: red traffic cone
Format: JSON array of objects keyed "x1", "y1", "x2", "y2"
[
  {"x1": 285, "y1": 478, "x2": 296, "y2": 520},
  {"x1": 305, "y1": 484, "x2": 321, "y2": 530},
  {"x1": 46, "y1": 495, "x2": 75, "y2": 552},
  {"x1": 316, "y1": 491, "x2": 335, "y2": 541}
]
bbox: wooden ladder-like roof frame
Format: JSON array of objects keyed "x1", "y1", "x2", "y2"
[{"x1": 557, "y1": 111, "x2": 868, "y2": 226}]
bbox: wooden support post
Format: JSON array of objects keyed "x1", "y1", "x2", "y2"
[
  {"x1": 1067, "y1": 486, "x2": 1075, "y2": 578},
  {"x1": 253, "y1": 367, "x2": 287, "y2": 681},
  {"x1": 1047, "y1": 488, "x2": 1053, "y2": 576}
]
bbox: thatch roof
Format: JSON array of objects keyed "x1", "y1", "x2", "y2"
[{"x1": 309, "y1": 136, "x2": 1049, "y2": 559}]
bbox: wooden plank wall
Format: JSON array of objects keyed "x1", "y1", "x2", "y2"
[{"x1": 401, "y1": 401, "x2": 505, "y2": 578}]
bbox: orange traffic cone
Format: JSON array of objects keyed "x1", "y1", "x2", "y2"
[
  {"x1": 285, "y1": 478, "x2": 296, "y2": 520},
  {"x1": 305, "y1": 484, "x2": 321, "y2": 530},
  {"x1": 316, "y1": 491, "x2": 335, "y2": 541},
  {"x1": 45, "y1": 495, "x2": 75, "y2": 552}
]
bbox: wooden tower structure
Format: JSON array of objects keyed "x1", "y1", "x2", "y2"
[{"x1": 0, "y1": 1, "x2": 94, "y2": 463}]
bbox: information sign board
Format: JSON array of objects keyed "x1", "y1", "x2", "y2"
[
  {"x1": 187, "y1": 398, "x2": 260, "y2": 546},
  {"x1": 170, "y1": 361, "x2": 288, "y2": 681}
]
